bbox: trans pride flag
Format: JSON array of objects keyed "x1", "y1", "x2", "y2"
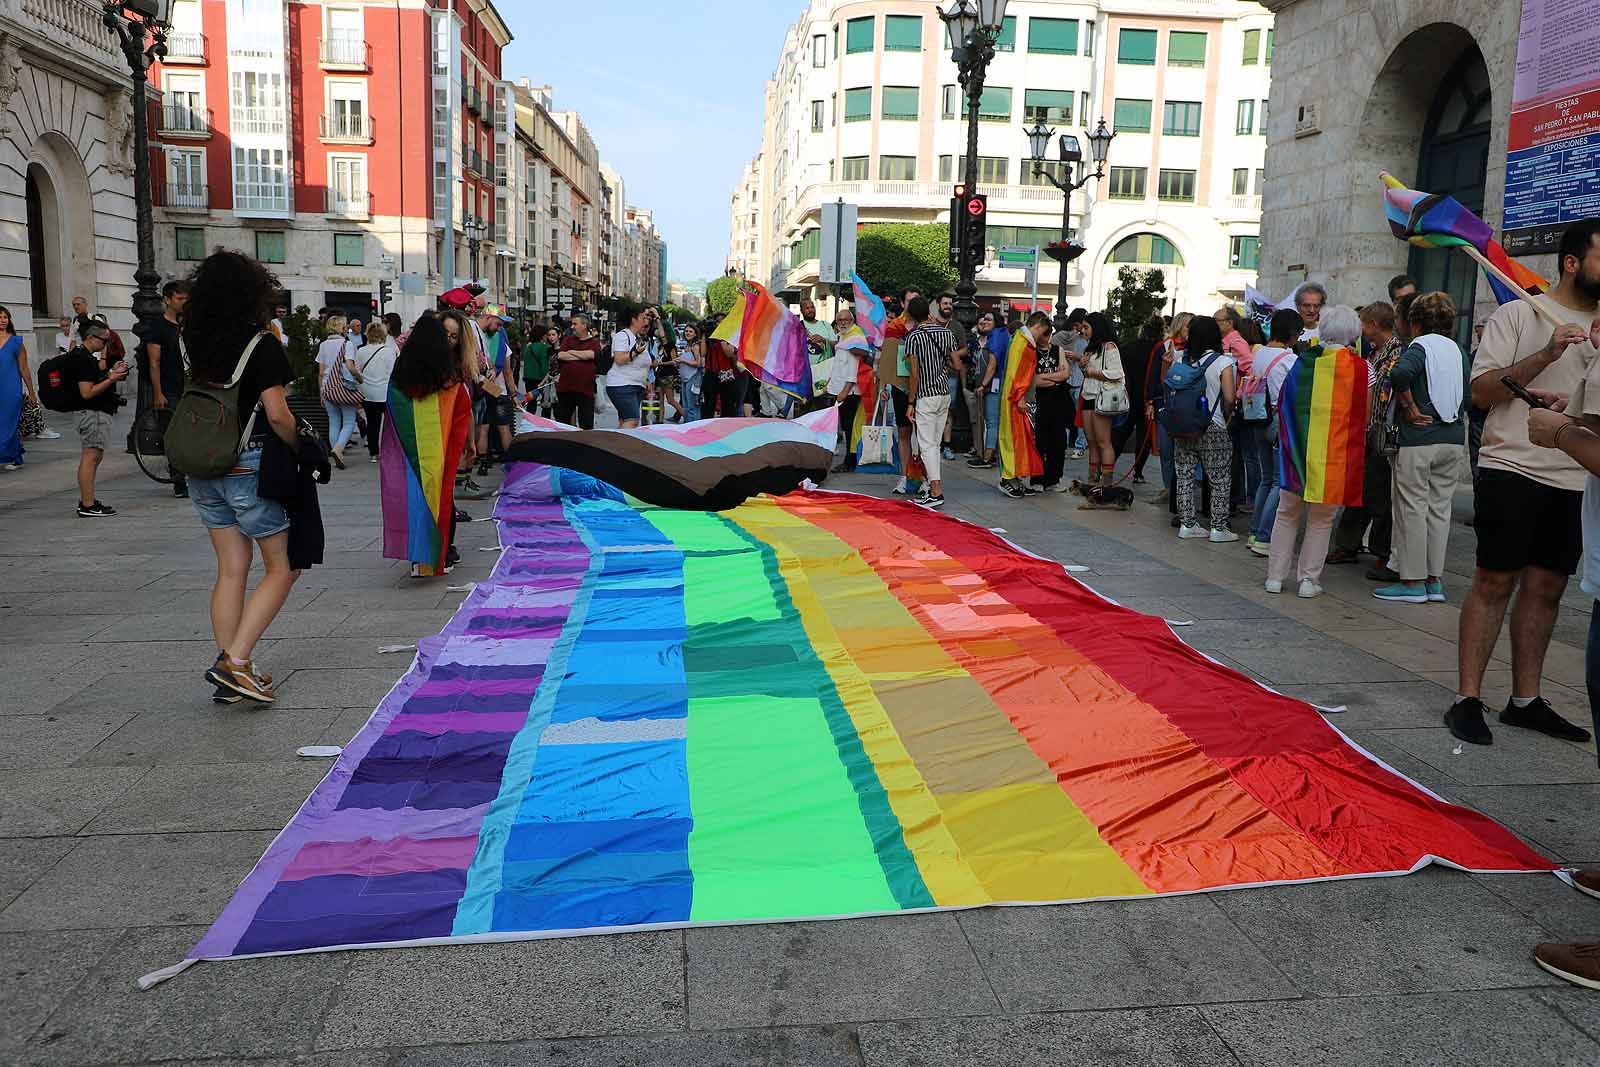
[
  {"x1": 167, "y1": 466, "x2": 1550, "y2": 980},
  {"x1": 1381, "y1": 172, "x2": 1549, "y2": 306},
  {"x1": 1277, "y1": 345, "x2": 1368, "y2": 507},
  {"x1": 851, "y1": 272, "x2": 887, "y2": 346}
]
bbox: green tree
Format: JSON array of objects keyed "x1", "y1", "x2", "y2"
[
  {"x1": 281, "y1": 305, "x2": 318, "y2": 391},
  {"x1": 662, "y1": 303, "x2": 697, "y2": 325},
  {"x1": 856, "y1": 223, "x2": 957, "y2": 302},
  {"x1": 1102, "y1": 267, "x2": 1168, "y2": 346},
  {"x1": 706, "y1": 274, "x2": 743, "y2": 316}
]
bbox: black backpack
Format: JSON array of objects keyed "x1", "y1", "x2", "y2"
[{"x1": 37, "y1": 351, "x2": 84, "y2": 412}]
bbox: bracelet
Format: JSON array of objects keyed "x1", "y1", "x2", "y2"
[{"x1": 1555, "y1": 421, "x2": 1582, "y2": 452}]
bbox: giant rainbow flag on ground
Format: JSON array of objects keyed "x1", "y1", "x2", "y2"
[
  {"x1": 161, "y1": 445, "x2": 1550, "y2": 981},
  {"x1": 1277, "y1": 344, "x2": 1369, "y2": 506},
  {"x1": 1381, "y1": 172, "x2": 1549, "y2": 306}
]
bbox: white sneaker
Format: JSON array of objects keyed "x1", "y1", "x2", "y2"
[
  {"x1": 1297, "y1": 580, "x2": 1324, "y2": 599},
  {"x1": 892, "y1": 477, "x2": 908, "y2": 495},
  {"x1": 1209, "y1": 529, "x2": 1239, "y2": 544},
  {"x1": 1264, "y1": 579, "x2": 1283, "y2": 594},
  {"x1": 1177, "y1": 524, "x2": 1209, "y2": 539},
  {"x1": 1071, "y1": 448, "x2": 1086, "y2": 459},
  {"x1": 38, "y1": 429, "x2": 61, "y2": 439}
]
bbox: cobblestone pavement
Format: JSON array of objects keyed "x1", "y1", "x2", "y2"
[{"x1": 4, "y1": 415, "x2": 1600, "y2": 1066}]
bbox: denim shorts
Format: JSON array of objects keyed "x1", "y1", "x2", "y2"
[
  {"x1": 188, "y1": 447, "x2": 290, "y2": 540},
  {"x1": 607, "y1": 385, "x2": 644, "y2": 423}
]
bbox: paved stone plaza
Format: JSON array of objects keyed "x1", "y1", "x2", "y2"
[{"x1": 4, "y1": 418, "x2": 1600, "y2": 1067}]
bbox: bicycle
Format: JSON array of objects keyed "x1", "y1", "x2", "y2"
[{"x1": 130, "y1": 375, "x2": 179, "y2": 485}]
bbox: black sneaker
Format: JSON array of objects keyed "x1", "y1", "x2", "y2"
[
  {"x1": 172, "y1": 482, "x2": 189, "y2": 499},
  {"x1": 1367, "y1": 564, "x2": 1400, "y2": 582},
  {"x1": 919, "y1": 494, "x2": 946, "y2": 510},
  {"x1": 966, "y1": 456, "x2": 995, "y2": 468},
  {"x1": 453, "y1": 507, "x2": 473, "y2": 524},
  {"x1": 76, "y1": 500, "x2": 116, "y2": 517},
  {"x1": 1001, "y1": 482, "x2": 1026, "y2": 498},
  {"x1": 1501, "y1": 697, "x2": 1593, "y2": 742},
  {"x1": 212, "y1": 685, "x2": 243, "y2": 705},
  {"x1": 445, "y1": 545, "x2": 461, "y2": 570},
  {"x1": 1445, "y1": 697, "x2": 1493, "y2": 746}
]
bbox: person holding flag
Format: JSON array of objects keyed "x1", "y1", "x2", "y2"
[{"x1": 999, "y1": 311, "x2": 1049, "y2": 497}]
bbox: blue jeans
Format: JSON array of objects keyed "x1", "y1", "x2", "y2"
[
  {"x1": 1069, "y1": 386, "x2": 1087, "y2": 448},
  {"x1": 1588, "y1": 603, "x2": 1600, "y2": 767},
  {"x1": 680, "y1": 371, "x2": 703, "y2": 422},
  {"x1": 1252, "y1": 440, "x2": 1281, "y2": 542},
  {"x1": 324, "y1": 400, "x2": 358, "y2": 451},
  {"x1": 984, "y1": 390, "x2": 1000, "y2": 451},
  {"x1": 1157, "y1": 420, "x2": 1177, "y2": 508},
  {"x1": 1241, "y1": 422, "x2": 1273, "y2": 507}
]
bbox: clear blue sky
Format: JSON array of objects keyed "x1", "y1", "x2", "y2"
[{"x1": 502, "y1": 2, "x2": 799, "y2": 285}]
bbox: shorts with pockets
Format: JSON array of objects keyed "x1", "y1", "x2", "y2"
[
  {"x1": 1474, "y1": 467, "x2": 1582, "y2": 575},
  {"x1": 188, "y1": 447, "x2": 290, "y2": 540},
  {"x1": 76, "y1": 410, "x2": 112, "y2": 451},
  {"x1": 607, "y1": 385, "x2": 644, "y2": 423}
]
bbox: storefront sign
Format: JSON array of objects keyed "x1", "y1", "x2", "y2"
[{"x1": 1504, "y1": 0, "x2": 1600, "y2": 255}]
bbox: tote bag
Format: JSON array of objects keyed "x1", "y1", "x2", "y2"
[{"x1": 855, "y1": 385, "x2": 899, "y2": 473}]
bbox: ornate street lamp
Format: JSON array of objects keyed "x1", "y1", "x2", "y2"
[
  {"x1": 102, "y1": 0, "x2": 173, "y2": 343},
  {"x1": 1025, "y1": 116, "x2": 1113, "y2": 329},
  {"x1": 938, "y1": 0, "x2": 1008, "y2": 330},
  {"x1": 463, "y1": 216, "x2": 487, "y2": 286}
]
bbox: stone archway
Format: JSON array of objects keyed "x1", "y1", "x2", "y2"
[{"x1": 24, "y1": 130, "x2": 98, "y2": 322}]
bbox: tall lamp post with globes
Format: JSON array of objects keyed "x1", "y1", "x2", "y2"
[
  {"x1": 938, "y1": 0, "x2": 1009, "y2": 331},
  {"x1": 1024, "y1": 117, "x2": 1113, "y2": 331},
  {"x1": 102, "y1": 0, "x2": 172, "y2": 344},
  {"x1": 463, "y1": 216, "x2": 487, "y2": 289}
]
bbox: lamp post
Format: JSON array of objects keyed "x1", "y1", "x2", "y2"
[
  {"x1": 1025, "y1": 116, "x2": 1113, "y2": 330},
  {"x1": 101, "y1": 0, "x2": 172, "y2": 344},
  {"x1": 463, "y1": 216, "x2": 487, "y2": 287},
  {"x1": 938, "y1": 0, "x2": 1009, "y2": 331}
]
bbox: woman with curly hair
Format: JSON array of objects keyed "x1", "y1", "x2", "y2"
[
  {"x1": 383, "y1": 313, "x2": 474, "y2": 577},
  {"x1": 180, "y1": 250, "x2": 302, "y2": 704}
]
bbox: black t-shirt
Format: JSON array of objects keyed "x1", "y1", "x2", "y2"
[
  {"x1": 141, "y1": 316, "x2": 184, "y2": 397},
  {"x1": 193, "y1": 332, "x2": 292, "y2": 436},
  {"x1": 64, "y1": 345, "x2": 118, "y2": 415}
]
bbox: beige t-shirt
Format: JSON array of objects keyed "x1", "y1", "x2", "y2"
[{"x1": 1472, "y1": 295, "x2": 1598, "y2": 491}]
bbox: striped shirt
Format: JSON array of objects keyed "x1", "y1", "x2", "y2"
[{"x1": 904, "y1": 322, "x2": 956, "y2": 399}]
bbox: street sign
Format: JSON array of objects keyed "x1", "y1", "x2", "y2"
[
  {"x1": 819, "y1": 200, "x2": 859, "y2": 284},
  {"x1": 997, "y1": 245, "x2": 1037, "y2": 265}
]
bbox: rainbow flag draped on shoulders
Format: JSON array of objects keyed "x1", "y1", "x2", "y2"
[
  {"x1": 998, "y1": 329, "x2": 1042, "y2": 481},
  {"x1": 1381, "y1": 172, "x2": 1549, "y2": 306},
  {"x1": 1277, "y1": 345, "x2": 1368, "y2": 506},
  {"x1": 731, "y1": 281, "x2": 812, "y2": 400},
  {"x1": 380, "y1": 381, "x2": 472, "y2": 575}
]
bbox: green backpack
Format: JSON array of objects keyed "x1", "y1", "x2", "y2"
[{"x1": 165, "y1": 332, "x2": 267, "y2": 478}]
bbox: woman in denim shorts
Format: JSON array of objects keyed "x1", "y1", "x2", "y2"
[{"x1": 181, "y1": 251, "x2": 303, "y2": 705}]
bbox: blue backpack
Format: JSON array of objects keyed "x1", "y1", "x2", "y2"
[{"x1": 1159, "y1": 353, "x2": 1220, "y2": 438}]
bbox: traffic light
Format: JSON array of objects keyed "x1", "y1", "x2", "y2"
[
  {"x1": 962, "y1": 192, "x2": 988, "y2": 263},
  {"x1": 378, "y1": 279, "x2": 392, "y2": 311},
  {"x1": 948, "y1": 195, "x2": 964, "y2": 268},
  {"x1": 369, "y1": 298, "x2": 379, "y2": 319}
]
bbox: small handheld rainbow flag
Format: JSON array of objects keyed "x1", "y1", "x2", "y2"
[
  {"x1": 1380, "y1": 173, "x2": 1549, "y2": 307},
  {"x1": 852, "y1": 272, "x2": 887, "y2": 346}
]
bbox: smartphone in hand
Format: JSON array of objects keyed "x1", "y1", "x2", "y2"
[{"x1": 1500, "y1": 375, "x2": 1549, "y2": 409}]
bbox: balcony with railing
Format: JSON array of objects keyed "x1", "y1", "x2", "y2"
[
  {"x1": 482, "y1": 160, "x2": 495, "y2": 185},
  {"x1": 164, "y1": 31, "x2": 206, "y2": 64},
  {"x1": 154, "y1": 104, "x2": 212, "y2": 139},
  {"x1": 319, "y1": 34, "x2": 370, "y2": 71},
  {"x1": 153, "y1": 175, "x2": 209, "y2": 212},
  {"x1": 464, "y1": 149, "x2": 483, "y2": 176},
  {"x1": 320, "y1": 112, "x2": 374, "y2": 145},
  {"x1": 326, "y1": 187, "x2": 373, "y2": 220},
  {"x1": 466, "y1": 84, "x2": 482, "y2": 115}
]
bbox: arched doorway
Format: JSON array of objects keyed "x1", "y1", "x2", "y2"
[
  {"x1": 1102, "y1": 233, "x2": 1184, "y2": 316},
  {"x1": 25, "y1": 168, "x2": 48, "y2": 315},
  {"x1": 1410, "y1": 46, "x2": 1491, "y2": 346},
  {"x1": 23, "y1": 132, "x2": 98, "y2": 329}
]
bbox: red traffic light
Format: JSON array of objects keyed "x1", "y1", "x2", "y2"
[{"x1": 965, "y1": 196, "x2": 986, "y2": 217}]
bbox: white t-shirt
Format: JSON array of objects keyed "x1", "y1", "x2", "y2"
[
  {"x1": 608, "y1": 328, "x2": 650, "y2": 388},
  {"x1": 1198, "y1": 351, "x2": 1237, "y2": 429},
  {"x1": 1081, "y1": 342, "x2": 1124, "y2": 399},
  {"x1": 1257, "y1": 345, "x2": 1297, "y2": 405},
  {"x1": 54, "y1": 331, "x2": 72, "y2": 353},
  {"x1": 355, "y1": 342, "x2": 397, "y2": 403},
  {"x1": 315, "y1": 336, "x2": 347, "y2": 373}
]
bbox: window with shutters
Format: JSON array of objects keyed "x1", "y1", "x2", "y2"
[
  {"x1": 333, "y1": 233, "x2": 363, "y2": 266},
  {"x1": 1113, "y1": 98, "x2": 1152, "y2": 133},
  {"x1": 1108, "y1": 166, "x2": 1146, "y2": 199},
  {"x1": 1236, "y1": 99, "x2": 1255, "y2": 135},
  {"x1": 1255, "y1": 167, "x2": 1265, "y2": 192},
  {"x1": 1118, "y1": 28, "x2": 1156, "y2": 65},
  {"x1": 956, "y1": 155, "x2": 1009, "y2": 184},
  {"x1": 1024, "y1": 89, "x2": 1073, "y2": 125},
  {"x1": 1265, "y1": 29, "x2": 1274, "y2": 63},
  {"x1": 1157, "y1": 169, "x2": 1196, "y2": 202},
  {"x1": 1232, "y1": 168, "x2": 1249, "y2": 196},
  {"x1": 254, "y1": 230, "x2": 285, "y2": 264},
  {"x1": 844, "y1": 87, "x2": 871, "y2": 122},
  {"x1": 1230, "y1": 236, "x2": 1261, "y2": 270},
  {"x1": 1162, "y1": 101, "x2": 1202, "y2": 137},
  {"x1": 941, "y1": 85, "x2": 959, "y2": 119},
  {"x1": 884, "y1": 15, "x2": 921, "y2": 51},
  {"x1": 812, "y1": 34, "x2": 826, "y2": 66},
  {"x1": 1084, "y1": 21, "x2": 1095, "y2": 56},
  {"x1": 1108, "y1": 233, "x2": 1181, "y2": 264},
  {"x1": 978, "y1": 86, "x2": 1011, "y2": 122},
  {"x1": 811, "y1": 100, "x2": 824, "y2": 132},
  {"x1": 1027, "y1": 18, "x2": 1077, "y2": 55},
  {"x1": 882, "y1": 86, "x2": 919, "y2": 121},
  {"x1": 175, "y1": 227, "x2": 205, "y2": 260},
  {"x1": 994, "y1": 16, "x2": 1016, "y2": 52},
  {"x1": 845, "y1": 17, "x2": 873, "y2": 53},
  {"x1": 795, "y1": 229, "x2": 821, "y2": 262},
  {"x1": 1167, "y1": 31, "x2": 1206, "y2": 68},
  {"x1": 879, "y1": 155, "x2": 917, "y2": 181},
  {"x1": 842, "y1": 156, "x2": 868, "y2": 181},
  {"x1": 1242, "y1": 28, "x2": 1260, "y2": 65},
  {"x1": 1022, "y1": 159, "x2": 1068, "y2": 186}
]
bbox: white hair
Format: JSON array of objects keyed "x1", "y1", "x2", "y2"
[
  {"x1": 1293, "y1": 280, "x2": 1328, "y2": 304},
  {"x1": 1318, "y1": 304, "x2": 1362, "y2": 345}
]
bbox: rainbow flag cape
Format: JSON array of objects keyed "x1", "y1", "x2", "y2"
[
  {"x1": 167, "y1": 466, "x2": 1550, "y2": 980},
  {"x1": 1277, "y1": 345, "x2": 1369, "y2": 506},
  {"x1": 851, "y1": 272, "x2": 887, "y2": 346},
  {"x1": 380, "y1": 382, "x2": 472, "y2": 575},
  {"x1": 1381, "y1": 172, "x2": 1549, "y2": 306},
  {"x1": 734, "y1": 281, "x2": 812, "y2": 400},
  {"x1": 998, "y1": 329, "x2": 1042, "y2": 480}
]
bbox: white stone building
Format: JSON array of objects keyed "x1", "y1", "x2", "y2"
[
  {"x1": 1259, "y1": 0, "x2": 1540, "y2": 344},
  {"x1": 0, "y1": 0, "x2": 143, "y2": 349},
  {"x1": 732, "y1": 0, "x2": 1273, "y2": 318}
]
